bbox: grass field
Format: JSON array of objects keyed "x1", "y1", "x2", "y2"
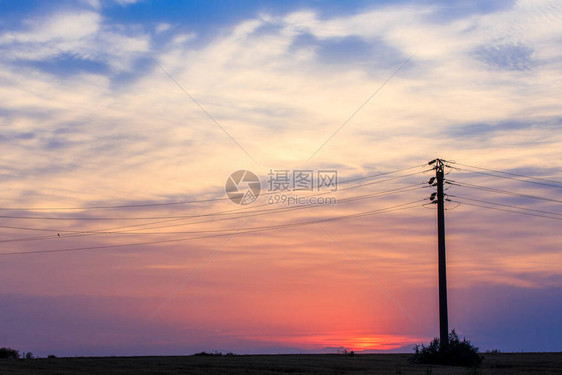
[{"x1": 0, "y1": 353, "x2": 561, "y2": 374}]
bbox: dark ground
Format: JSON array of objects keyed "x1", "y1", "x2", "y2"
[{"x1": 0, "y1": 353, "x2": 561, "y2": 374}]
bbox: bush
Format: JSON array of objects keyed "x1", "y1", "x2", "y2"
[
  {"x1": 25, "y1": 352, "x2": 34, "y2": 359},
  {"x1": 48, "y1": 354, "x2": 57, "y2": 359},
  {"x1": 411, "y1": 330, "x2": 482, "y2": 367},
  {"x1": 0, "y1": 347, "x2": 20, "y2": 359},
  {"x1": 193, "y1": 351, "x2": 223, "y2": 356}
]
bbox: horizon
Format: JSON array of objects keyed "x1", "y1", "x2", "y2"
[{"x1": 0, "y1": 0, "x2": 561, "y2": 358}]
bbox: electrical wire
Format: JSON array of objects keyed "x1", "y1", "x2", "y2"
[
  {"x1": 0, "y1": 164, "x2": 427, "y2": 212},
  {"x1": 0, "y1": 184, "x2": 426, "y2": 241},
  {"x1": 454, "y1": 201, "x2": 562, "y2": 222},
  {"x1": 0, "y1": 171, "x2": 429, "y2": 249},
  {"x1": 450, "y1": 195, "x2": 562, "y2": 220},
  {"x1": 449, "y1": 161, "x2": 562, "y2": 185},
  {"x1": 0, "y1": 199, "x2": 427, "y2": 256},
  {"x1": 0, "y1": 170, "x2": 428, "y2": 221},
  {"x1": 449, "y1": 162, "x2": 562, "y2": 189},
  {"x1": 4, "y1": 160, "x2": 561, "y2": 254},
  {"x1": 449, "y1": 180, "x2": 562, "y2": 204}
]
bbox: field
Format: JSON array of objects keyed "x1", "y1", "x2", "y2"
[{"x1": 0, "y1": 353, "x2": 561, "y2": 374}]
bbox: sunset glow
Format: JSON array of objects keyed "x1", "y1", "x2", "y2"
[{"x1": 0, "y1": 0, "x2": 561, "y2": 357}]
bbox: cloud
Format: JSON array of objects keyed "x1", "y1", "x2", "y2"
[
  {"x1": 0, "y1": 0, "x2": 561, "y2": 355},
  {"x1": 0, "y1": 10, "x2": 149, "y2": 73},
  {"x1": 474, "y1": 43, "x2": 536, "y2": 71},
  {"x1": 0, "y1": 1, "x2": 560, "y2": 234},
  {"x1": 113, "y1": 0, "x2": 141, "y2": 5},
  {"x1": 0, "y1": 11, "x2": 101, "y2": 45},
  {"x1": 155, "y1": 23, "x2": 172, "y2": 34}
]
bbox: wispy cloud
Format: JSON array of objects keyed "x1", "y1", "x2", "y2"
[{"x1": 0, "y1": 0, "x2": 561, "y2": 355}]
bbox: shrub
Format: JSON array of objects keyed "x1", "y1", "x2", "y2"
[
  {"x1": 193, "y1": 351, "x2": 223, "y2": 356},
  {"x1": 0, "y1": 347, "x2": 20, "y2": 359},
  {"x1": 25, "y1": 352, "x2": 34, "y2": 359},
  {"x1": 411, "y1": 330, "x2": 482, "y2": 367},
  {"x1": 48, "y1": 354, "x2": 57, "y2": 359}
]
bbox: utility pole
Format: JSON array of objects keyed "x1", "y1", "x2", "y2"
[{"x1": 429, "y1": 158, "x2": 449, "y2": 350}]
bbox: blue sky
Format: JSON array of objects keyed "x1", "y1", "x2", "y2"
[{"x1": 0, "y1": 0, "x2": 561, "y2": 357}]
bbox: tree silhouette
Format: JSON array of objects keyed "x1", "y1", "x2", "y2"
[{"x1": 0, "y1": 347, "x2": 20, "y2": 359}]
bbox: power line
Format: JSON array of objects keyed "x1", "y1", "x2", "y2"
[
  {"x1": 0, "y1": 178, "x2": 427, "y2": 247},
  {"x1": 334, "y1": 164, "x2": 426, "y2": 184},
  {"x1": 450, "y1": 163, "x2": 562, "y2": 189},
  {"x1": 152, "y1": 57, "x2": 257, "y2": 164},
  {"x1": 0, "y1": 184, "x2": 426, "y2": 241},
  {"x1": 0, "y1": 196, "x2": 229, "y2": 211},
  {"x1": 134, "y1": 199, "x2": 424, "y2": 238},
  {"x1": 0, "y1": 164, "x2": 426, "y2": 212},
  {"x1": 451, "y1": 195, "x2": 562, "y2": 220},
  {"x1": 0, "y1": 171, "x2": 427, "y2": 221},
  {"x1": 449, "y1": 161, "x2": 562, "y2": 186},
  {"x1": 307, "y1": 55, "x2": 413, "y2": 161},
  {"x1": 455, "y1": 200, "x2": 562, "y2": 222},
  {"x1": 1, "y1": 183, "x2": 424, "y2": 233},
  {"x1": 0, "y1": 199, "x2": 426, "y2": 256},
  {"x1": 449, "y1": 180, "x2": 562, "y2": 204}
]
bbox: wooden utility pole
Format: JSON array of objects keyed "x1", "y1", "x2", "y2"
[{"x1": 430, "y1": 158, "x2": 449, "y2": 350}]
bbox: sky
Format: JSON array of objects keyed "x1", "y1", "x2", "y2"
[{"x1": 0, "y1": 0, "x2": 561, "y2": 357}]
